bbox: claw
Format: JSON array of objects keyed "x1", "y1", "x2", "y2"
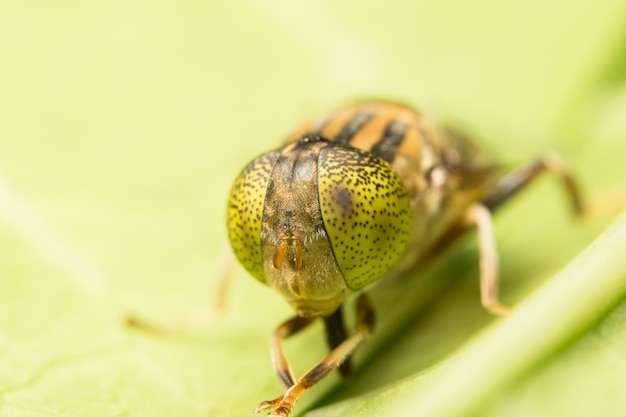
[
  {"x1": 254, "y1": 396, "x2": 283, "y2": 414},
  {"x1": 255, "y1": 385, "x2": 302, "y2": 416}
]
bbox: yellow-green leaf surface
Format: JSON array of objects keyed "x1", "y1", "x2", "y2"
[{"x1": 1, "y1": 1, "x2": 625, "y2": 417}]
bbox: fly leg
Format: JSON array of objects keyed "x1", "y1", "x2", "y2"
[
  {"x1": 255, "y1": 294, "x2": 375, "y2": 417},
  {"x1": 483, "y1": 152, "x2": 584, "y2": 215},
  {"x1": 322, "y1": 305, "x2": 352, "y2": 378},
  {"x1": 464, "y1": 203, "x2": 509, "y2": 315},
  {"x1": 270, "y1": 315, "x2": 319, "y2": 389},
  {"x1": 465, "y1": 153, "x2": 585, "y2": 315},
  {"x1": 125, "y1": 247, "x2": 236, "y2": 333}
]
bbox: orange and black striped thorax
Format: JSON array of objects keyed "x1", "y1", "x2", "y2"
[
  {"x1": 286, "y1": 102, "x2": 441, "y2": 167},
  {"x1": 286, "y1": 101, "x2": 494, "y2": 187}
]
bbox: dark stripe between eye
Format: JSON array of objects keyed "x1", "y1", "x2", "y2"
[
  {"x1": 334, "y1": 112, "x2": 374, "y2": 144},
  {"x1": 371, "y1": 121, "x2": 408, "y2": 162}
]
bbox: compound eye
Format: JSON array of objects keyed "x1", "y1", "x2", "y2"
[
  {"x1": 226, "y1": 150, "x2": 280, "y2": 283},
  {"x1": 317, "y1": 146, "x2": 411, "y2": 290}
]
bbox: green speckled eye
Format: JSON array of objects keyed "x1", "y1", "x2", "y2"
[
  {"x1": 227, "y1": 141, "x2": 412, "y2": 293},
  {"x1": 226, "y1": 150, "x2": 280, "y2": 283},
  {"x1": 318, "y1": 146, "x2": 412, "y2": 290}
]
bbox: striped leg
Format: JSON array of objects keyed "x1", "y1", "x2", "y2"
[
  {"x1": 467, "y1": 153, "x2": 585, "y2": 315},
  {"x1": 483, "y1": 152, "x2": 584, "y2": 215},
  {"x1": 269, "y1": 315, "x2": 319, "y2": 389},
  {"x1": 256, "y1": 294, "x2": 375, "y2": 417}
]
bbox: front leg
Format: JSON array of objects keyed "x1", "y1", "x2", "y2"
[
  {"x1": 322, "y1": 305, "x2": 352, "y2": 378},
  {"x1": 270, "y1": 315, "x2": 319, "y2": 388},
  {"x1": 256, "y1": 294, "x2": 375, "y2": 417}
]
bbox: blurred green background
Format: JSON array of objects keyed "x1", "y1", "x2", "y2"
[{"x1": 1, "y1": 1, "x2": 625, "y2": 416}]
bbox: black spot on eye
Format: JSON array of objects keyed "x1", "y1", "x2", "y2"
[{"x1": 333, "y1": 187, "x2": 353, "y2": 215}]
